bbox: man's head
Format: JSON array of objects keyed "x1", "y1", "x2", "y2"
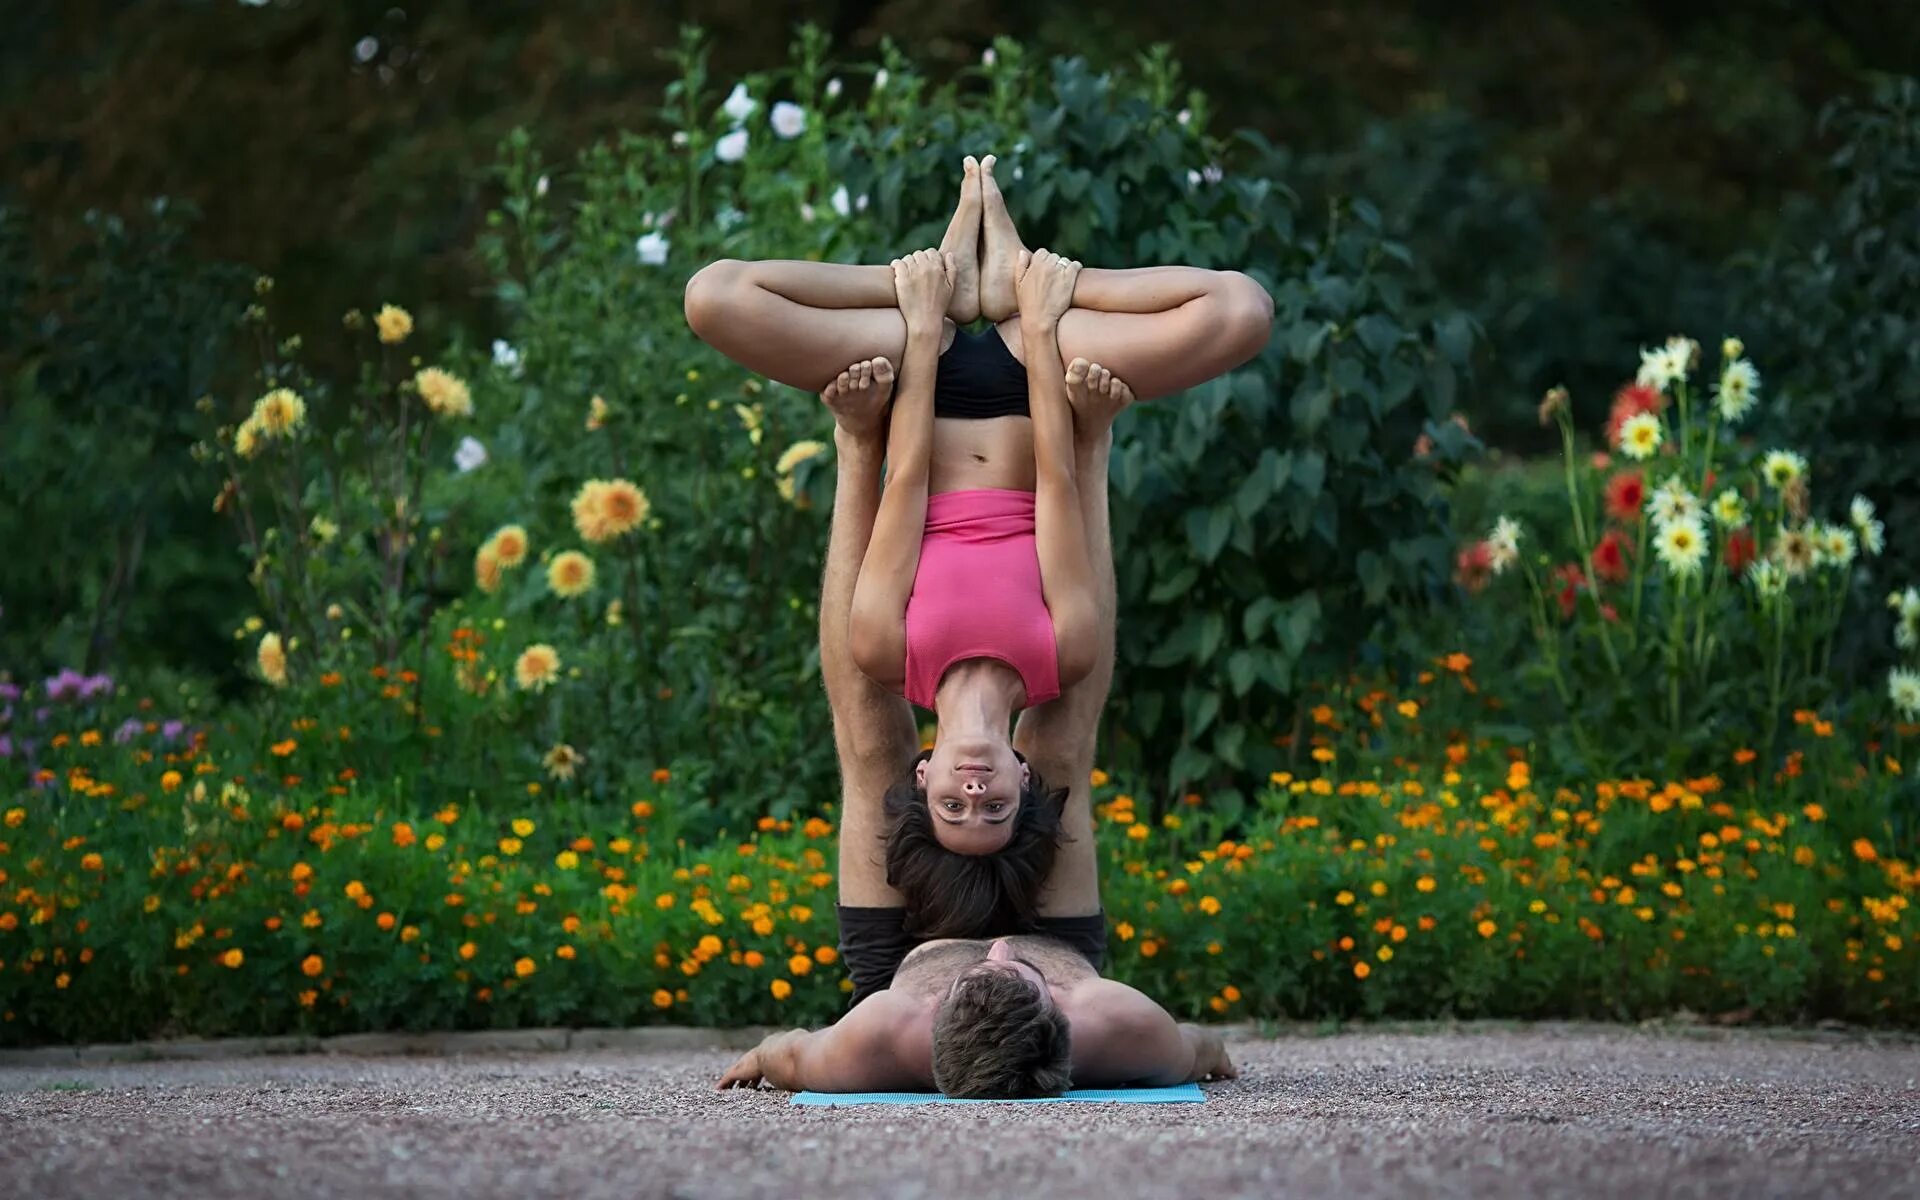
[
  {"x1": 883, "y1": 750, "x2": 1065, "y2": 937},
  {"x1": 929, "y1": 941, "x2": 1071, "y2": 1098}
]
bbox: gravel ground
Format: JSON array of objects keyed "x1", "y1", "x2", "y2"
[{"x1": 2, "y1": 1025, "x2": 1917, "y2": 1200}]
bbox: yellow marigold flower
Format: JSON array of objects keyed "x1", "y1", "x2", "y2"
[
  {"x1": 655, "y1": 893, "x2": 675, "y2": 910},
  {"x1": 586, "y1": 395, "x2": 611, "y2": 431},
  {"x1": 252, "y1": 388, "x2": 307, "y2": 437},
  {"x1": 1198, "y1": 896, "x2": 1221, "y2": 916},
  {"x1": 498, "y1": 837, "x2": 522, "y2": 856},
  {"x1": 770, "y1": 978, "x2": 793, "y2": 1000},
  {"x1": 1353, "y1": 961, "x2": 1371, "y2": 979},
  {"x1": 1369, "y1": 880, "x2": 1388, "y2": 897},
  {"x1": 554, "y1": 850, "x2": 579, "y2": 870},
  {"x1": 415, "y1": 366, "x2": 473, "y2": 418},
  {"x1": 547, "y1": 550, "x2": 595, "y2": 598},
  {"x1": 775, "y1": 439, "x2": 828, "y2": 475},
  {"x1": 1477, "y1": 919, "x2": 1498, "y2": 938},
  {"x1": 1377, "y1": 946, "x2": 1393, "y2": 962},
  {"x1": 257, "y1": 632, "x2": 289, "y2": 688},
  {"x1": 1114, "y1": 921, "x2": 1135, "y2": 941},
  {"x1": 788, "y1": 954, "x2": 814, "y2": 977},
  {"x1": 514, "y1": 644, "x2": 561, "y2": 692},
  {"x1": 160, "y1": 770, "x2": 183, "y2": 792},
  {"x1": 1396, "y1": 700, "x2": 1419, "y2": 719},
  {"x1": 221, "y1": 948, "x2": 245, "y2": 968},
  {"x1": 652, "y1": 988, "x2": 673, "y2": 1009},
  {"x1": 514, "y1": 957, "x2": 536, "y2": 978},
  {"x1": 511, "y1": 818, "x2": 535, "y2": 837},
  {"x1": 1335, "y1": 890, "x2": 1355, "y2": 906},
  {"x1": 301, "y1": 954, "x2": 325, "y2": 977},
  {"x1": 344, "y1": 880, "x2": 366, "y2": 899},
  {"x1": 474, "y1": 543, "x2": 503, "y2": 594},
  {"x1": 1128, "y1": 823, "x2": 1150, "y2": 841},
  {"x1": 374, "y1": 303, "x2": 413, "y2": 344},
  {"x1": 571, "y1": 478, "x2": 651, "y2": 542},
  {"x1": 4, "y1": 807, "x2": 24, "y2": 828}
]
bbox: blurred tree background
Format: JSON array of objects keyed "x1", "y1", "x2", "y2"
[{"x1": 2, "y1": 0, "x2": 1916, "y2": 688}]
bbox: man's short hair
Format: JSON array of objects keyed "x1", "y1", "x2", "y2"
[{"x1": 930, "y1": 970, "x2": 1071, "y2": 1098}]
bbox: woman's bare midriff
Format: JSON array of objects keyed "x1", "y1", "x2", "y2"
[{"x1": 929, "y1": 415, "x2": 1036, "y2": 494}]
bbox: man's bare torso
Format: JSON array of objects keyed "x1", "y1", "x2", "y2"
[{"x1": 891, "y1": 934, "x2": 1099, "y2": 1001}]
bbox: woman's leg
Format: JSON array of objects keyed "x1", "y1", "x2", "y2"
[
  {"x1": 979, "y1": 157, "x2": 1275, "y2": 401},
  {"x1": 684, "y1": 160, "x2": 984, "y2": 394}
]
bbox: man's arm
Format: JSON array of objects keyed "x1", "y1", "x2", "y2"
[
  {"x1": 715, "y1": 992, "x2": 932, "y2": 1092},
  {"x1": 1066, "y1": 981, "x2": 1238, "y2": 1087}
]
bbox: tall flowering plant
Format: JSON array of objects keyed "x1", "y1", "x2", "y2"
[{"x1": 1469, "y1": 336, "x2": 1911, "y2": 783}]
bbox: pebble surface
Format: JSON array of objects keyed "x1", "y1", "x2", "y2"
[{"x1": 3, "y1": 1024, "x2": 1917, "y2": 1199}]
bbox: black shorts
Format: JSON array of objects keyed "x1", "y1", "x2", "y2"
[{"x1": 835, "y1": 905, "x2": 1108, "y2": 1009}]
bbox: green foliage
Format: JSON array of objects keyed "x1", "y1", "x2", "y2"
[
  {"x1": 0, "y1": 200, "x2": 252, "y2": 682},
  {"x1": 480, "y1": 30, "x2": 1473, "y2": 813},
  {"x1": 1755, "y1": 76, "x2": 1920, "y2": 591}
]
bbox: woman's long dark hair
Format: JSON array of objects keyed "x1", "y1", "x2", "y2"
[{"x1": 882, "y1": 749, "x2": 1067, "y2": 938}]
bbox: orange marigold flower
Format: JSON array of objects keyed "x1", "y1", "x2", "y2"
[
  {"x1": 301, "y1": 954, "x2": 324, "y2": 977},
  {"x1": 1477, "y1": 919, "x2": 1498, "y2": 938},
  {"x1": 770, "y1": 978, "x2": 793, "y2": 1000},
  {"x1": 1353, "y1": 962, "x2": 1371, "y2": 979},
  {"x1": 744, "y1": 950, "x2": 765, "y2": 968},
  {"x1": 514, "y1": 957, "x2": 536, "y2": 978},
  {"x1": 789, "y1": 954, "x2": 813, "y2": 976},
  {"x1": 652, "y1": 989, "x2": 673, "y2": 1009},
  {"x1": 221, "y1": 948, "x2": 245, "y2": 968},
  {"x1": 1853, "y1": 838, "x2": 1877, "y2": 863},
  {"x1": 458, "y1": 942, "x2": 477, "y2": 961}
]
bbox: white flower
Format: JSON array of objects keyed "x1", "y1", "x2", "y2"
[
  {"x1": 982, "y1": 47, "x2": 997, "y2": 66},
  {"x1": 714, "y1": 204, "x2": 744, "y2": 232},
  {"x1": 798, "y1": 203, "x2": 816, "y2": 223},
  {"x1": 1715, "y1": 359, "x2": 1759, "y2": 423},
  {"x1": 722, "y1": 82, "x2": 756, "y2": 123},
  {"x1": 1647, "y1": 478, "x2": 1701, "y2": 529},
  {"x1": 1486, "y1": 516, "x2": 1522, "y2": 575},
  {"x1": 1890, "y1": 667, "x2": 1920, "y2": 721},
  {"x1": 1655, "y1": 516, "x2": 1709, "y2": 577},
  {"x1": 825, "y1": 78, "x2": 843, "y2": 99},
  {"x1": 535, "y1": 174, "x2": 549, "y2": 198},
  {"x1": 1898, "y1": 618, "x2": 1918, "y2": 652},
  {"x1": 671, "y1": 130, "x2": 689, "y2": 147},
  {"x1": 1721, "y1": 336, "x2": 1744, "y2": 361},
  {"x1": 770, "y1": 101, "x2": 806, "y2": 139},
  {"x1": 635, "y1": 231, "x2": 669, "y2": 266},
  {"x1": 873, "y1": 68, "x2": 889, "y2": 91},
  {"x1": 1635, "y1": 338, "x2": 1693, "y2": 391},
  {"x1": 1712, "y1": 489, "x2": 1748, "y2": 529},
  {"x1": 1746, "y1": 560, "x2": 1786, "y2": 599},
  {"x1": 1861, "y1": 519, "x2": 1886, "y2": 557},
  {"x1": 1618, "y1": 412, "x2": 1663, "y2": 460},
  {"x1": 1821, "y1": 523, "x2": 1857, "y2": 570},
  {"x1": 454, "y1": 436, "x2": 488, "y2": 473},
  {"x1": 715, "y1": 129, "x2": 749, "y2": 163},
  {"x1": 492, "y1": 339, "x2": 523, "y2": 378},
  {"x1": 1851, "y1": 494, "x2": 1876, "y2": 528},
  {"x1": 1894, "y1": 587, "x2": 1920, "y2": 623},
  {"x1": 1202, "y1": 164, "x2": 1224, "y2": 184},
  {"x1": 855, "y1": 193, "x2": 869, "y2": 212},
  {"x1": 830, "y1": 185, "x2": 851, "y2": 217},
  {"x1": 1187, "y1": 169, "x2": 1202, "y2": 187},
  {"x1": 1761, "y1": 450, "x2": 1806, "y2": 490},
  {"x1": 1177, "y1": 108, "x2": 1192, "y2": 125}
]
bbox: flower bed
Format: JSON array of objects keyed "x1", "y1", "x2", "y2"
[{"x1": 3, "y1": 664, "x2": 1913, "y2": 1046}]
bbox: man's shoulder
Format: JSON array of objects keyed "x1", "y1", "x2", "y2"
[
  {"x1": 1059, "y1": 979, "x2": 1168, "y2": 1050},
  {"x1": 842, "y1": 988, "x2": 938, "y2": 1082}
]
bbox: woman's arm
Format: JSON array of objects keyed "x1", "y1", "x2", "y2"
[
  {"x1": 848, "y1": 250, "x2": 955, "y2": 690},
  {"x1": 1016, "y1": 250, "x2": 1102, "y2": 688}
]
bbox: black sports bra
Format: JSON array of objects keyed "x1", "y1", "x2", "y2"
[{"x1": 934, "y1": 325, "x2": 1029, "y2": 419}]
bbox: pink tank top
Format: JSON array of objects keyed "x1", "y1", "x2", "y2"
[{"x1": 903, "y1": 488, "x2": 1062, "y2": 711}]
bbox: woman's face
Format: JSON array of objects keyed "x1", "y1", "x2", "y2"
[{"x1": 917, "y1": 736, "x2": 1029, "y2": 855}]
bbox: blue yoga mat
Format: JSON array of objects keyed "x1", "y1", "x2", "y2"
[{"x1": 791, "y1": 1082, "x2": 1205, "y2": 1107}]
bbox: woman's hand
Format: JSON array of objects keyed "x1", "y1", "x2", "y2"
[
  {"x1": 1015, "y1": 248, "x2": 1080, "y2": 330},
  {"x1": 892, "y1": 248, "x2": 956, "y2": 337}
]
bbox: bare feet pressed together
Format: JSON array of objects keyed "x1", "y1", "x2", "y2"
[
  {"x1": 979, "y1": 154, "x2": 1028, "y2": 323},
  {"x1": 820, "y1": 357, "x2": 896, "y2": 441},
  {"x1": 939, "y1": 156, "x2": 983, "y2": 325}
]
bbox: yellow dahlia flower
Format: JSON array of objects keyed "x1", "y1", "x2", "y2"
[
  {"x1": 233, "y1": 417, "x2": 264, "y2": 459},
  {"x1": 547, "y1": 550, "x2": 595, "y2": 598},
  {"x1": 415, "y1": 367, "x2": 473, "y2": 419},
  {"x1": 489, "y1": 525, "x2": 530, "y2": 569},
  {"x1": 571, "y1": 478, "x2": 650, "y2": 542},
  {"x1": 252, "y1": 388, "x2": 307, "y2": 438},
  {"x1": 514, "y1": 643, "x2": 561, "y2": 692},
  {"x1": 474, "y1": 543, "x2": 503, "y2": 594},
  {"x1": 257, "y1": 632, "x2": 289, "y2": 688},
  {"x1": 375, "y1": 304, "x2": 414, "y2": 344}
]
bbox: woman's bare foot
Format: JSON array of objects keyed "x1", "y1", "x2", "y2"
[
  {"x1": 979, "y1": 154, "x2": 1028, "y2": 323},
  {"x1": 940, "y1": 158, "x2": 983, "y2": 324},
  {"x1": 819, "y1": 358, "x2": 896, "y2": 440},
  {"x1": 1064, "y1": 358, "x2": 1134, "y2": 436}
]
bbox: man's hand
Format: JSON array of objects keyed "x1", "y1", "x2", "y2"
[
  {"x1": 1015, "y1": 248, "x2": 1080, "y2": 331},
  {"x1": 715, "y1": 1030, "x2": 802, "y2": 1091},
  {"x1": 1190, "y1": 1027, "x2": 1239, "y2": 1081},
  {"x1": 892, "y1": 248, "x2": 956, "y2": 337}
]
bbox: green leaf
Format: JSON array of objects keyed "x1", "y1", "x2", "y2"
[
  {"x1": 1183, "y1": 687, "x2": 1221, "y2": 738},
  {"x1": 1185, "y1": 504, "x2": 1234, "y2": 563},
  {"x1": 1226, "y1": 649, "x2": 1257, "y2": 697}
]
